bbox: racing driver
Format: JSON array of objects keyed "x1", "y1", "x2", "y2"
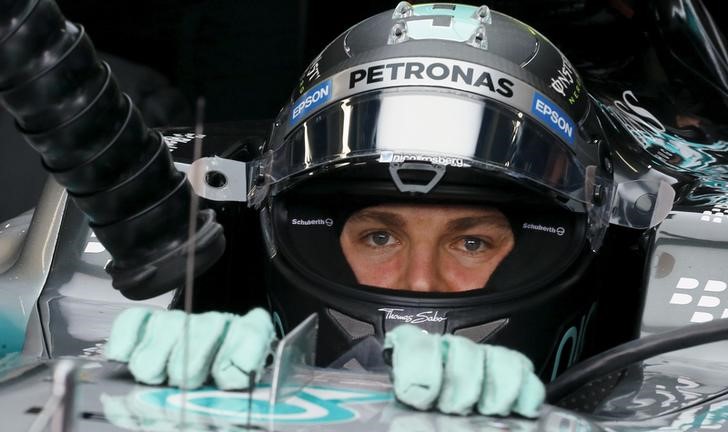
[{"x1": 106, "y1": 2, "x2": 671, "y2": 418}]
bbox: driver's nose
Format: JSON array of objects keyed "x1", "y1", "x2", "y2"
[{"x1": 402, "y1": 244, "x2": 443, "y2": 292}]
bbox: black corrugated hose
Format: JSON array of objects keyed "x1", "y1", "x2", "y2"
[{"x1": 0, "y1": 0, "x2": 226, "y2": 299}]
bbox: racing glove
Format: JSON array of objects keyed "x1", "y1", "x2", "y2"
[
  {"x1": 383, "y1": 324, "x2": 545, "y2": 417},
  {"x1": 105, "y1": 307, "x2": 275, "y2": 390}
]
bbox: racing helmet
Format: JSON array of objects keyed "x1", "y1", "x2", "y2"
[{"x1": 247, "y1": 2, "x2": 673, "y2": 377}]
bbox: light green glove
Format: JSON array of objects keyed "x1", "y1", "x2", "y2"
[
  {"x1": 105, "y1": 307, "x2": 276, "y2": 390},
  {"x1": 383, "y1": 324, "x2": 545, "y2": 418}
]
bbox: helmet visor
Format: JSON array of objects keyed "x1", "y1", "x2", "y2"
[
  {"x1": 255, "y1": 87, "x2": 599, "y2": 209},
  {"x1": 260, "y1": 88, "x2": 599, "y2": 295}
]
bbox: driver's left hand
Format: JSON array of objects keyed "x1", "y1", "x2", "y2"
[{"x1": 384, "y1": 324, "x2": 545, "y2": 417}]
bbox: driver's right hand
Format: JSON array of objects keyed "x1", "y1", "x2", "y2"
[{"x1": 105, "y1": 307, "x2": 276, "y2": 390}]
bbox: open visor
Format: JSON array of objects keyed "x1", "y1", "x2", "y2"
[
  {"x1": 257, "y1": 88, "x2": 596, "y2": 203},
  {"x1": 250, "y1": 88, "x2": 673, "y2": 237}
]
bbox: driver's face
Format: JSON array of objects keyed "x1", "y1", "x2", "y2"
[{"x1": 340, "y1": 203, "x2": 514, "y2": 293}]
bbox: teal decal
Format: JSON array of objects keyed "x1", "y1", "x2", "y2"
[
  {"x1": 607, "y1": 91, "x2": 728, "y2": 174},
  {"x1": 412, "y1": 4, "x2": 478, "y2": 19},
  {"x1": 550, "y1": 303, "x2": 596, "y2": 381},
  {"x1": 551, "y1": 326, "x2": 579, "y2": 382},
  {"x1": 0, "y1": 314, "x2": 24, "y2": 358},
  {"x1": 406, "y1": 4, "x2": 482, "y2": 42},
  {"x1": 102, "y1": 383, "x2": 392, "y2": 429},
  {"x1": 689, "y1": 401, "x2": 728, "y2": 430},
  {"x1": 272, "y1": 311, "x2": 285, "y2": 338},
  {"x1": 622, "y1": 400, "x2": 728, "y2": 431},
  {"x1": 605, "y1": 91, "x2": 728, "y2": 206}
]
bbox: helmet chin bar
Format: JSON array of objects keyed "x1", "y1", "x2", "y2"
[{"x1": 266, "y1": 240, "x2": 599, "y2": 376}]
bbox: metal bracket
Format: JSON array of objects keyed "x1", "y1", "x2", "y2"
[{"x1": 174, "y1": 157, "x2": 248, "y2": 202}]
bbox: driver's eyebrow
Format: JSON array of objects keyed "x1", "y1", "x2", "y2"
[
  {"x1": 347, "y1": 210, "x2": 406, "y2": 227},
  {"x1": 446, "y1": 215, "x2": 511, "y2": 233}
]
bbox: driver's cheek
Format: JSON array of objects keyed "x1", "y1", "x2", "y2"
[
  {"x1": 440, "y1": 253, "x2": 496, "y2": 292},
  {"x1": 354, "y1": 252, "x2": 406, "y2": 289}
]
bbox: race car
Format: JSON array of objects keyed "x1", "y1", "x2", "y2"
[{"x1": 1, "y1": 0, "x2": 728, "y2": 430}]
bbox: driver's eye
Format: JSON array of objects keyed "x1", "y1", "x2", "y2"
[
  {"x1": 463, "y1": 238, "x2": 486, "y2": 252},
  {"x1": 369, "y1": 232, "x2": 391, "y2": 246}
]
